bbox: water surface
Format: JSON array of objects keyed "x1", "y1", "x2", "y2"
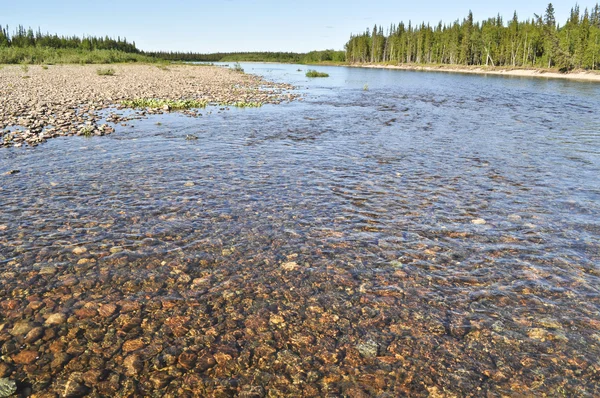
[{"x1": 1, "y1": 64, "x2": 599, "y2": 396}]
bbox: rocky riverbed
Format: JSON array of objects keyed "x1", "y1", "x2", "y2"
[
  {"x1": 0, "y1": 64, "x2": 296, "y2": 148},
  {"x1": 1, "y1": 62, "x2": 599, "y2": 397}
]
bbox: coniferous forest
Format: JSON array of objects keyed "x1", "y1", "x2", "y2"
[
  {"x1": 0, "y1": 24, "x2": 345, "y2": 64},
  {"x1": 145, "y1": 50, "x2": 345, "y2": 64},
  {"x1": 2, "y1": 3, "x2": 600, "y2": 70},
  {"x1": 0, "y1": 25, "x2": 345, "y2": 64},
  {"x1": 345, "y1": 3, "x2": 600, "y2": 70},
  {"x1": 0, "y1": 25, "x2": 138, "y2": 53}
]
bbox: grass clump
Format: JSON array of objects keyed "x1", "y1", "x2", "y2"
[
  {"x1": 120, "y1": 98, "x2": 208, "y2": 110},
  {"x1": 221, "y1": 101, "x2": 263, "y2": 108},
  {"x1": 41, "y1": 65, "x2": 49, "y2": 70},
  {"x1": 80, "y1": 125, "x2": 94, "y2": 137},
  {"x1": 97, "y1": 68, "x2": 115, "y2": 76},
  {"x1": 306, "y1": 69, "x2": 329, "y2": 78}
]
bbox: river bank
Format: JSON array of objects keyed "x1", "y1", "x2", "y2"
[
  {"x1": 0, "y1": 64, "x2": 296, "y2": 148},
  {"x1": 346, "y1": 63, "x2": 600, "y2": 82}
]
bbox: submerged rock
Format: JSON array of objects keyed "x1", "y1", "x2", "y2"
[
  {"x1": 281, "y1": 261, "x2": 299, "y2": 271},
  {"x1": 45, "y1": 313, "x2": 67, "y2": 325},
  {"x1": 356, "y1": 340, "x2": 379, "y2": 358},
  {"x1": 72, "y1": 247, "x2": 87, "y2": 255},
  {"x1": 0, "y1": 378, "x2": 17, "y2": 398}
]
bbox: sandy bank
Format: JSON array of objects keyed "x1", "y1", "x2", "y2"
[
  {"x1": 0, "y1": 64, "x2": 296, "y2": 148},
  {"x1": 352, "y1": 63, "x2": 600, "y2": 82}
]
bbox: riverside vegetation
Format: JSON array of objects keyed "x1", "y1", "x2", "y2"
[
  {"x1": 2, "y1": 3, "x2": 600, "y2": 73},
  {"x1": 305, "y1": 69, "x2": 330, "y2": 77},
  {"x1": 0, "y1": 25, "x2": 344, "y2": 65},
  {"x1": 345, "y1": 3, "x2": 600, "y2": 71}
]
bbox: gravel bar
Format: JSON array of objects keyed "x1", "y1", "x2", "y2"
[{"x1": 0, "y1": 64, "x2": 297, "y2": 148}]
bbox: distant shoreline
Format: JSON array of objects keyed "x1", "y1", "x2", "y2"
[
  {"x1": 229, "y1": 61, "x2": 600, "y2": 83},
  {"x1": 344, "y1": 63, "x2": 600, "y2": 83}
]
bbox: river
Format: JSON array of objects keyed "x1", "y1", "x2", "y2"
[{"x1": 1, "y1": 63, "x2": 599, "y2": 396}]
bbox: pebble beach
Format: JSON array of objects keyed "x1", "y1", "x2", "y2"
[{"x1": 0, "y1": 64, "x2": 296, "y2": 148}]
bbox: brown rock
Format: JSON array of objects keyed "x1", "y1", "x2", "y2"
[
  {"x1": 24, "y1": 326, "x2": 44, "y2": 344},
  {"x1": 281, "y1": 261, "x2": 299, "y2": 271},
  {"x1": 27, "y1": 301, "x2": 45, "y2": 311},
  {"x1": 118, "y1": 301, "x2": 141, "y2": 313},
  {"x1": 149, "y1": 372, "x2": 172, "y2": 389},
  {"x1": 98, "y1": 303, "x2": 118, "y2": 317},
  {"x1": 0, "y1": 361, "x2": 12, "y2": 377},
  {"x1": 45, "y1": 313, "x2": 67, "y2": 325},
  {"x1": 13, "y1": 350, "x2": 38, "y2": 364},
  {"x1": 82, "y1": 369, "x2": 103, "y2": 386},
  {"x1": 66, "y1": 344, "x2": 86, "y2": 356},
  {"x1": 178, "y1": 352, "x2": 197, "y2": 370},
  {"x1": 96, "y1": 373, "x2": 120, "y2": 396},
  {"x1": 214, "y1": 352, "x2": 233, "y2": 365},
  {"x1": 61, "y1": 373, "x2": 89, "y2": 398},
  {"x1": 270, "y1": 314, "x2": 285, "y2": 325},
  {"x1": 10, "y1": 321, "x2": 35, "y2": 336},
  {"x1": 123, "y1": 354, "x2": 143, "y2": 376},
  {"x1": 122, "y1": 338, "x2": 146, "y2": 352},
  {"x1": 74, "y1": 308, "x2": 97, "y2": 319},
  {"x1": 72, "y1": 247, "x2": 87, "y2": 255},
  {"x1": 84, "y1": 328, "x2": 105, "y2": 343},
  {"x1": 50, "y1": 353, "x2": 71, "y2": 369},
  {"x1": 197, "y1": 354, "x2": 216, "y2": 372}
]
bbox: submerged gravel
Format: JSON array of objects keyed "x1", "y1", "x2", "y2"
[
  {"x1": 1, "y1": 63, "x2": 600, "y2": 397},
  {"x1": 0, "y1": 64, "x2": 296, "y2": 147}
]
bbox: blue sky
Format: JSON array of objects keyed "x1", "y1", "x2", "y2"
[{"x1": 1, "y1": 1, "x2": 595, "y2": 52}]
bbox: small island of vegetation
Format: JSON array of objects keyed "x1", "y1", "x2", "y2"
[{"x1": 306, "y1": 69, "x2": 330, "y2": 77}]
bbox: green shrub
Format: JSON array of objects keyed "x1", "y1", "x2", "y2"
[
  {"x1": 220, "y1": 101, "x2": 263, "y2": 108},
  {"x1": 306, "y1": 69, "x2": 329, "y2": 78},
  {"x1": 96, "y1": 68, "x2": 115, "y2": 76},
  {"x1": 0, "y1": 47, "x2": 156, "y2": 64},
  {"x1": 120, "y1": 98, "x2": 208, "y2": 110}
]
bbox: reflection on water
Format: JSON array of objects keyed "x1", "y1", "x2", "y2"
[{"x1": 1, "y1": 64, "x2": 600, "y2": 396}]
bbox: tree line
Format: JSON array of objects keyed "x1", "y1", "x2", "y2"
[
  {"x1": 0, "y1": 24, "x2": 346, "y2": 64},
  {"x1": 0, "y1": 24, "x2": 139, "y2": 53},
  {"x1": 144, "y1": 50, "x2": 345, "y2": 63},
  {"x1": 345, "y1": 3, "x2": 600, "y2": 70}
]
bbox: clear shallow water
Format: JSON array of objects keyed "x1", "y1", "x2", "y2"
[{"x1": 1, "y1": 64, "x2": 600, "y2": 396}]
